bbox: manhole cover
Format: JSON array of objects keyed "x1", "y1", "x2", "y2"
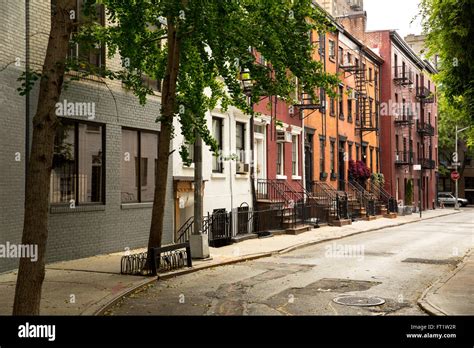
[{"x1": 333, "y1": 296, "x2": 385, "y2": 307}]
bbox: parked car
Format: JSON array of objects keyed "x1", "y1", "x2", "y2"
[{"x1": 438, "y1": 192, "x2": 468, "y2": 207}]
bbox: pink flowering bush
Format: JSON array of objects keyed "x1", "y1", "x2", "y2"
[{"x1": 348, "y1": 160, "x2": 371, "y2": 184}]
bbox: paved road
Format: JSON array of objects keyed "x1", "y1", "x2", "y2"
[{"x1": 106, "y1": 209, "x2": 473, "y2": 316}]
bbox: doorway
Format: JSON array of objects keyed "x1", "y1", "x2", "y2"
[
  {"x1": 304, "y1": 133, "x2": 314, "y2": 191},
  {"x1": 338, "y1": 141, "x2": 346, "y2": 191}
]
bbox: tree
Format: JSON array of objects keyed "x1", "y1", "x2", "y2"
[
  {"x1": 97, "y1": 0, "x2": 340, "y2": 255},
  {"x1": 420, "y1": 0, "x2": 474, "y2": 123},
  {"x1": 13, "y1": 0, "x2": 77, "y2": 315}
]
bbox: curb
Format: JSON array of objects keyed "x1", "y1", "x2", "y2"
[
  {"x1": 417, "y1": 248, "x2": 473, "y2": 316},
  {"x1": 92, "y1": 210, "x2": 459, "y2": 316}
]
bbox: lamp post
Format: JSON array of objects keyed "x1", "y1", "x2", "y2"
[
  {"x1": 240, "y1": 69, "x2": 255, "y2": 206},
  {"x1": 454, "y1": 125, "x2": 471, "y2": 210}
]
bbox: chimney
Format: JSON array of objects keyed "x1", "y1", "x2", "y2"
[{"x1": 337, "y1": 11, "x2": 367, "y2": 43}]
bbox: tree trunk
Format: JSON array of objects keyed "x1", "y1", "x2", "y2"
[
  {"x1": 147, "y1": 18, "x2": 181, "y2": 253},
  {"x1": 13, "y1": 0, "x2": 75, "y2": 315}
]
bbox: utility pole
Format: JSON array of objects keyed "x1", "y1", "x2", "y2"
[
  {"x1": 454, "y1": 125, "x2": 471, "y2": 210},
  {"x1": 190, "y1": 132, "x2": 209, "y2": 258}
]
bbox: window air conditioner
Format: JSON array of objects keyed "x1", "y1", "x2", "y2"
[{"x1": 276, "y1": 130, "x2": 292, "y2": 143}]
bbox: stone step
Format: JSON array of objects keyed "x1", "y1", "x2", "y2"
[{"x1": 285, "y1": 225, "x2": 312, "y2": 235}]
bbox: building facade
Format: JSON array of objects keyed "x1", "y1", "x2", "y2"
[
  {"x1": 363, "y1": 30, "x2": 439, "y2": 210},
  {"x1": 0, "y1": 1, "x2": 174, "y2": 272},
  {"x1": 303, "y1": 17, "x2": 382, "y2": 193},
  {"x1": 172, "y1": 106, "x2": 256, "y2": 240}
]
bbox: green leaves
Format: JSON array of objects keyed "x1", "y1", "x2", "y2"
[
  {"x1": 90, "y1": 0, "x2": 339, "y2": 159},
  {"x1": 420, "y1": 0, "x2": 474, "y2": 124}
]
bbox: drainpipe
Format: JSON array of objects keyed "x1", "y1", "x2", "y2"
[{"x1": 249, "y1": 96, "x2": 257, "y2": 208}]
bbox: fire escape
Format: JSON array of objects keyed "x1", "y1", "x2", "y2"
[
  {"x1": 416, "y1": 85, "x2": 435, "y2": 170},
  {"x1": 393, "y1": 65, "x2": 415, "y2": 168},
  {"x1": 340, "y1": 50, "x2": 377, "y2": 135}
]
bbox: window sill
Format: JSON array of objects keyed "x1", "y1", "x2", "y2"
[
  {"x1": 292, "y1": 175, "x2": 302, "y2": 180},
  {"x1": 235, "y1": 173, "x2": 249, "y2": 179},
  {"x1": 121, "y1": 202, "x2": 153, "y2": 210},
  {"x1": 182, "y1": 164, "x2": 195, "y2": 169},
  {"x1": 276, "y1": 175, "x2": 287, "y2": 180},
  {"x1": 50, "y1": 204, "x2": 105, "y2": 214},
  {"x1": 211, "y1": 173, "x2": 226, "y2": 179}
]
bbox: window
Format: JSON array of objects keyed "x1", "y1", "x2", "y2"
[
  {"x1": 330, "y1": 141, "x2": 335, "y2": 174},
  {"x1": 212, "y1": 117, "x2": 224, "y2": 173},
  {"x1": 369, "y1": 99, "x2": 373, "y2": 117},
  {"x1": 184, "y1": 141, "x2": 194, "y2": 166},
  {"x1": 329, "y1": 40, "x2": 335, "y2": 59},
  {"x1": 236, "y1": 122, "x2": 245, "y2": 163},
  {"x1": 362, "y1": 146, "x2": 367, "y2": 164},
  {"x1": 355, "y1": 94, "x2": 359, "y2": 123},
  {"x1": 347, "y1": 52, "x2": 352, "y2": 65},
  {"x1": 51, "y1": 120, "x2": 104, "y2": 204},
  {"x1": 121, "y1": 129, "x2": 158, "y2": 203},
  {"x1": 402, "y1": 61, "x2": 406, "y2": 78},
  {"x1": 370, "y1": 148, "x2": 374, "y2": 171},
  {"x1": 292, "y1": 135, "x2": 298, "y2": 176},
  {"x1": 330, "y1": 97, "x2": 335, "y2": 116},
  {"x1": 368, "y1": 68, "x2": 373, "y2": 82},
  {"x1": 338, "y1": 86, "x2": 344, "y2": 119},
  {"x1": 395, "y1": 135, "x2": 399, "y2": 152},
  {"x1": 376, "y1": 148, "x2": 379, "y2": 172},
  {"x1": 319, "y1": 138, "x2": 325, "y2": 173},
  {"x1": 348, "y1": 144, "x2": 353, "y2": 161},
  {"x1": 355, "y1": 57, "x2": 359, "y2": 68},
  {"x1": 375, "y1": 70, "x2": 378, "y2": 88},
  {"x1": 277, "y1": 142, "x2": 284, "y2": 175},
  {"x1": 356, "y1": 144, "x2": 360, "y2": 161},
  {"x1": 338, "y1": 46, "x2": 344, "y2": 65},
  {"x1": 347, "y1": 95, "x2": 353, "y2": 122},
  {"x1": 69, "y1": 0, "x2": 106, "y2": 72},
  {"x1": 394, "y1": 54, "x2": 398, "y2": 76}
]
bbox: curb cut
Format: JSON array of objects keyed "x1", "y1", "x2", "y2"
[
  {"x1": 92, "y1": 210, "x2": 460, "y2": 316},
  {"x1": 417, "y1": 248, "x2": 472, "y2": 316}
]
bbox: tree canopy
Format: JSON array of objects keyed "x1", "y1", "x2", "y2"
[
  {"x1": 420, "y1": 0, "x2": 474, "y2": 147},
  {"x1": 85, "y1": 0, "x2": 339, "y2": 156}
]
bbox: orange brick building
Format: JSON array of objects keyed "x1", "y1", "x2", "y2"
[{"x1": 303, "y1": 21, "x2": 383, "y2": 192}]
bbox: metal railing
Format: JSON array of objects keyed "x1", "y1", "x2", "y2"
[
  {"x1": 369, "y1": 180, "x2": 398, "y2": 213},
  {"x1": 395, "y1": 150, "x2": 414, "y2": 165},
  {"x1": 256, "y1": 179, "x2": 292, "y2": 204},
  {"x1": 176, "y1": 216, "x2": 194, "y2": 243}
]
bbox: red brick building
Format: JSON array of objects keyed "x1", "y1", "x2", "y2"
[{"x1": 363, "y1": 30, "x2": 438, "y2": 210}]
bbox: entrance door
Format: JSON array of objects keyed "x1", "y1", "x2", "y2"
[
  {"x1": 254, "y1": 136, "x2": 265, "y2": 180},
  {"x1": 338, "y1": 141, "x2": 346, "y2": 191},
  {"x1": 304, "y1": 134, "x2": 313, "y2": 191}
]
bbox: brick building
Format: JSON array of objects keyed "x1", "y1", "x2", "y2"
[
  {"x1": 0, "y1": 1, "x2": 174, "y2": 272},
  {"x1": 303, "y1": 14, "x2": 382, "y2": 192}
]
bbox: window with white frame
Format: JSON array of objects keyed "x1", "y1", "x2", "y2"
[
  {"x1": 292, "y1": 135, "x2": 298, "y2": 176},
  {"x1": 212, "y1": 117, "x2": 223, "y2": 173},
  {"x1": 236, "y1": 122, "x2": 245, "y2": 163},
  {"x1": 277, "y1": 142, "x2": 284, "y2": 176}
]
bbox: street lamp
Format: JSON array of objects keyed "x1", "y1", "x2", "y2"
[
  {"x1": 239, "y1": 69, "x2": 256, "y2": 207},
  {"x1": 454, "y1": 125, "x2": 471, "y2": 210}
]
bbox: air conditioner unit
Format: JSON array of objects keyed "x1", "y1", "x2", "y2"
[
  {"x1": 348, "y1": 90, "x2": 357, "y2": 100},
  {"x1": 236, "y1": 162, "x2": 250, "y2": 174},
  {"x1": 276, "y1": 130, "x2": 292, "y2": 143}
]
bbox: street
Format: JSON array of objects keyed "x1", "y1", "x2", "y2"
[{"x1": 106, "y1": 209, "x2": 473, "y2": 316}]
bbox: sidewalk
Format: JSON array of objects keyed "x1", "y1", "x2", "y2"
[
  {"x1": 0, "y1": 208, "x2": 459, "y2": 315},
  {"x1": 418, "y1": 249, "x2": 474, "y2": 315}
]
